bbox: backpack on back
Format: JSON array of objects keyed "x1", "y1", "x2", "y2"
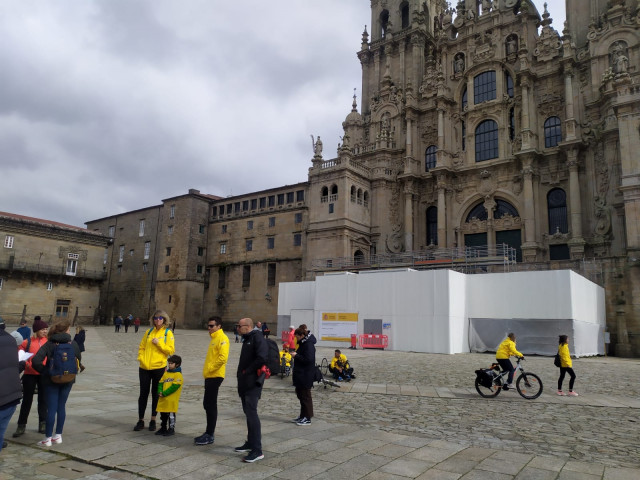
[
  {"x1": 49, "y1": 342, "x2": 78, "y2": 384},
  {"x1": 264, "y1": 338, "x2": 280, "y2": 379}
]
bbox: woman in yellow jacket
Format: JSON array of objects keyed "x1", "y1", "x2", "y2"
[
  {"x1": 133, "y1": 310, "x2": 175, "y2": 432},
  {"x1": 496, "y1": 332, "x2": 524, "y2": 388},
  {"x1": 557, "y1": 335, "x2": 578, "y2": 396}
]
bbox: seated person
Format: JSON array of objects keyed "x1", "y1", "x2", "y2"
[
  {"x1": 329, "y1": 349, "x2": 354, "y2": 381},
  {"x1": 279, "y1": 344, "x2": 292, "y2": 374}
]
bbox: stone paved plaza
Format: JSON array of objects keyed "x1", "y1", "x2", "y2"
[{"x1": 2, "y1": 325, "x2": 639, "y2": 479}]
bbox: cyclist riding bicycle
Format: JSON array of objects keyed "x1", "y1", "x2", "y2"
[{"x1": 496, "y1": 333, "x2": 524, "y2": 389}]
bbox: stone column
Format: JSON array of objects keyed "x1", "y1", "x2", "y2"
[
  {"x1": 437, "y1": 108, "x2": 445, "y2": 150},
  {"x1": 485, "y1": 198, "x2": 496, "y2": 250},
  {"x1": 405, "y1": 116, "x2": 413, "y2": 174},
  {"x1": 615, "y1": 304, "x2": 632, "y2": 357},
  {"x1": 522, "y1": 163, "x2": 535, "y2": 243},
  {"x1": 437, "y1": 179, "x2": 446, "y2": 247},
  {"x1": 404, "y1": 189, "x2": 414, "y2": 251},
  {"x1": 566, "y1": 149, "x2": 585, "y2": 258},
  {"x1": 564, "y1": 67, "x2": 577, "y2": 140}
]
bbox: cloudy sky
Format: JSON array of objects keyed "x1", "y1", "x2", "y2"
[{"x1": 1, "y1": 1, "x2": 565, "y2": 228}]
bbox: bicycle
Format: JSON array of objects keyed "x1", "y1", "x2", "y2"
[
  {"x1": 475, "y1": 357, "x2": 543, "y2": 400},
  {"x1": 279, "y1": 355, "x2": 291, "y2": 379}
]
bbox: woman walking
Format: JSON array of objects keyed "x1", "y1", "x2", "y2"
[
  {"x1": 31, "y1": 320, "x2": 82, "y2": 446},
  {"x1": 290, "y1": 325, "x2": 316, "y2": 426},
  {"x1": 134, "y1": 310, "x2": 175, "y2": 432},
  {"x1": 557, "y1": 335, "x2": 578, "y2": 396},
  {"x1": 13, "y1": 319, "x2": 49, "y2": 437}
]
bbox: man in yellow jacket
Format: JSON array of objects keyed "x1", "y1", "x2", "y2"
[
  {"x1": 495, "y1": 332, "x2": 524, "y2": 389},
  {"x1": 194, "y1": 316, "x2": 229, "y2": 446}
]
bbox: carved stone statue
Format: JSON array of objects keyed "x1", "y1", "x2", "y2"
[
  {"x1": 311, "y1": 135, "x2": 323, "y2": 156},
  {"x1": 482, "y1": 0, "x2": 492, "y2": 14},
  {"x1": 454, "y1": 53, "x2": 465, "y2": 73},
  {"x1": 506, "y1": 35, "x2": 518, "y2": 55},
  {"x1": 613, "y1": 49, "x2": 629, "y2": 74}
]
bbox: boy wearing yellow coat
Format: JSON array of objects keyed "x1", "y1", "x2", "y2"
[{"x1": 156, "y1": 355, "x2": 183, "y2": 436}]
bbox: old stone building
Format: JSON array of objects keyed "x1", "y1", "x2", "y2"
[
  {"x1": 0, "y1": 211, "x2": 108, "y2": 324},
  {"x1": 86, "y1": 0, "x2": 639, "y2": 355}
]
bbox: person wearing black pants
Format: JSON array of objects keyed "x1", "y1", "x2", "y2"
[
  {"x1": 194, "y1": 316, "x2": 229, "y2": 446},
  {"x1": 290, "y1": 325, "x2": 316, "y2": 426},
  {"x1": 557, "y1": 335, "x2": 578, "y2": 396},
  {"x1": 234, "y1": 318, "x2": 267, "y2": 463},
  {"x1": 134, "y1": 311, "x2": 175, "y2": 432}
]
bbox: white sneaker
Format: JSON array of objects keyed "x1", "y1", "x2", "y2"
[
  {"x1": 37, "y1": 437, "x2": 52, "y2": 447},
  {"x1": 52, "y1": 434, "x2": 62, "y2": 444}
]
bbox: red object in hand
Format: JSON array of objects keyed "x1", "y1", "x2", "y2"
[{"x1": 257, "y1": 364, "x2": 271, "y2": 379}]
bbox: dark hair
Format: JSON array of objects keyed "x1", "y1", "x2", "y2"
[
  {"x1": 335, "y1": 349, "x2": 341, "y2": 354},
  {"x1": 34, "y1": 316, "x2": 41, "y2": 321},
  {"x1": 507, "y1": 332, "x2": 516, "y2": 341},
  {"x1": 209, "y1": 316, "x2": 222, "y2": 328},
  {"x1": 558, "y1": 335, "x2": 568, "y2": 345},
  {"x1": 168, "y1": 355, "x2": 182, "y2": 367},
  {"x1": 294, "y1": 326, "x2": 307, "y2": 337}
]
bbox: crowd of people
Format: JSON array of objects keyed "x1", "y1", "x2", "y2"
[{"x1": 1, "y1": 312, "x2": 580, "y2": 463}]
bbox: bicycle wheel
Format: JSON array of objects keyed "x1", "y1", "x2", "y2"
[
  {"x1": 475, "y1": 378, "x2": 501, "y2": 398},
  {"x1": 516, "y1": 373, "x2": 543, "y2": 399},
  {"x1": 320, "y1": 357, "x2": 329, "y2": 376}
]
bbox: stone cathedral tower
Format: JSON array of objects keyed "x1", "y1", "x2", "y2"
[{"x1": 306, "y1": 0, "x2": 640, "y2": 356}]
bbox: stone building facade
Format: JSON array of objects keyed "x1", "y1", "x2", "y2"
[
  {"x1": 86, "y1": 0, "x2": 639, "y2": 355},
  {"x1": 0, "y1": 211, "x2": 108, "y2": 324}
]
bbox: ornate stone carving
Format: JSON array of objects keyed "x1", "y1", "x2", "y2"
[
  {"x1": 386, "y1": 180, "x2": 405, "y2": 253},
  {"x1": 610, "y1": 41, "x2": 630, "y2": 78},
  {"x1": 453, "y1": 53, "x2": 465, "y2": 74},
  {"x1": 534, "y1": 4, "x2": 561, "y2": 62}
]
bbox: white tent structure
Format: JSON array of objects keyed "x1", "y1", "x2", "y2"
[{"x1": 277, "y1": 269, "x2": 605, "y2": 356}]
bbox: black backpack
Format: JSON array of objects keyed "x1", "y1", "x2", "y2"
[
  {"x1": 475, "y1": 368, "x2": 494, "y2": 389},
  {"x1": 264, "y1": 338, "x2": 280, "y2": 379}
]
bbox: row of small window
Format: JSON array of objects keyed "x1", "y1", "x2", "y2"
[
  {"x1": 220, "y1": 213, "x2": 303, "y2": 234},
  {"x1": 217, "y1": 263, "x2": 277, "y2": 289},
  {"x1": 320, "y1": 185, "x2": 338, "y2": 202},
  {"x1": 108, "y1": 219, "x2": 205, "y2": 239},
  {"x1": 423, "y1": 189, "x2": 569, "y2": 246},
  {"x1": 212, "y1": 190, "x2": 305, "y2": 217},
  {"x1": 219, "y1": 234, "x2": 302, "y2": 254},
  {"x1": 349, "y1": 186, "x2": 370, "y2": 206},
  {"x1": 0, "y1": 278, "x2": 57, "y2": 291},
  {"x1": 424, "y1": 116, "x2": 563, "y2": 170}
]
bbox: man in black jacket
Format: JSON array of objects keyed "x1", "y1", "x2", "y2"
[
  {"x1": 0, "y1": 317, "x2": 23, "y2": 453},
  {"x1": 233, "y1": 317, "x2": 267, "y2": 463}
]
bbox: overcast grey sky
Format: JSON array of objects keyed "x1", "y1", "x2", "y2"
[{"x1": 0, "y1": 1, "x2": 565, "y2": 228}]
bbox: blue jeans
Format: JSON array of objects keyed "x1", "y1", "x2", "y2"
[
  {"x1": 44, "y1": 382, "x2": 73, "y2": 438},
  {"x1": 0, "y1": 404, "x2": 18, "y2": 452}
]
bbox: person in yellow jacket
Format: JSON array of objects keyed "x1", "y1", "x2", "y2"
[
  {"x1": 134, "y1": 310, "x2": 175, "y2": 432},
  {"x1": 495, "y1": 333, "x2": 524, "y2": 389},
  {"x1": 557, "y1": 335, "x2": 578, "y2": 396},
  {"x1": 155, "y1": 355, "x2": 183, "y2": 436},
  {"x1": 280, "y1": 344, "x2": 292, "y2": 375},
  {"x1": 194, "y1": 316, "x2": 229, "y2": 446}
]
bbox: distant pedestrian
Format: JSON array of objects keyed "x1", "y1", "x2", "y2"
[
  {"x1": 290, "y1": 325, "x2": 316, "y2": 425},
  {"x1": 261, "y1": 322, "x2": 270, "y2": 339},
  {"x1": 194, "y1": 316, "x2": 229, "y2": 446},
  {"x1": 134, "y1": 310, "x2": 175, "y2": 432},
  {"x1": 557, "y1": 335, "x2": 578, "y2": 396},
  {"x1": 32, "y1": 320, "x2": 82, "y2": 447},
  {"x1": 114, "y1": 316, "x2": 122, "y2": 333},
  {"x1": 234, "y1": 318, "x2": 267, "y2": 463},
  {"x1": 17, "y1": 319, "x2": 31, "y2": 342},
  {"x1": 74, "y1": 326, "x2": 86, "y2": 372},
  {"x1": 233, "y1": 324, "x2": 239, "y2": 343},
  {"x1": 13, "y1": 318, "x2": 49, "y2": 438},
  {"x1": 134, "y1": 317, "x2": 141, "y2": 333},
  {"x1": 155, "y1": 355, "x2": 183, "y2": 436},
  {"x1": 286, "y1": 325, "x2": 296, "y2": 351},
  {"x1": 172, "y1": 320, "x2": 176, "y2": 332},
  {"x1": 124, "y1": 314, "x2": 132, "y2": 333}
]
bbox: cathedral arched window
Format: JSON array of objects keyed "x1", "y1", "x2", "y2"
[
  {"x1": 426, "y1": 206, "x2": 438, "y2": 245},
  {"x1": 544, "y1": 116, "x2": 562, "y2": 148},
  {"x1": 547, "y1": 188, "x2": 568, "y2": 234},
  {"x1": 363, "y1": 191, "x2": 369, "y2": 207},
  {"x1": 354, "y1": 250, "x2": 365, "y2": 265},
  {"x1": 474, "y1": 71, "x2": 496, "y2": 104},
  {"x1": 509, "y1": 108, "x2": 515, "y2": 140},
  {"x1": 400, "y1": 2, "x2": 410, "y2": 28},
  {"x1": 475, "y1": 120, "x2": 498, "y2": 162},
  {"x1": 466, "y1": 203, "x2": 488, "y2": 222},
  {"x1": 380, "y1": 10, "x2": 390, "y2": 38},
  {"x1": 350, "y1": 186, "x2": 356, "y2": 202},
  {"x1": 494, "y1": 199, "x2": 519, "y2": 219},
  {"x1": 321, "y1": 186, "x2": 328, "y2": 202},
  {"x1": 357, "y1": 188, "x2": 363, "y2": 204},
  {"x1": 425, "y1": 145, "x2": 437, "y2": 171}
]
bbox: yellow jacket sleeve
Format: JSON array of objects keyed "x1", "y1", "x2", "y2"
[
  {"x1": 203, "y1": 330, "x2": 229, "y2": 378},
  {"x1": 496, "y1": 338, "x2": 523, "y2": 359}
]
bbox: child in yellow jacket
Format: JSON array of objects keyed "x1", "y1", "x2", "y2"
[{"x1": 156, "y1": 355, "x2": 183, "y2": 436}]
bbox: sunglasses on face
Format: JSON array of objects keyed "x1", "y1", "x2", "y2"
[
  {"x1": 153, "y1": 317, "x2": 164, "y2": 321},
  {"x1": 207, "y1": 324, "x2": 217, "y2": 328}
]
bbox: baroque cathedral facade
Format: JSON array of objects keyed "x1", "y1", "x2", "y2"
[{"x1": 87, "y1": 0, "x2": 640, "y2": 356}]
